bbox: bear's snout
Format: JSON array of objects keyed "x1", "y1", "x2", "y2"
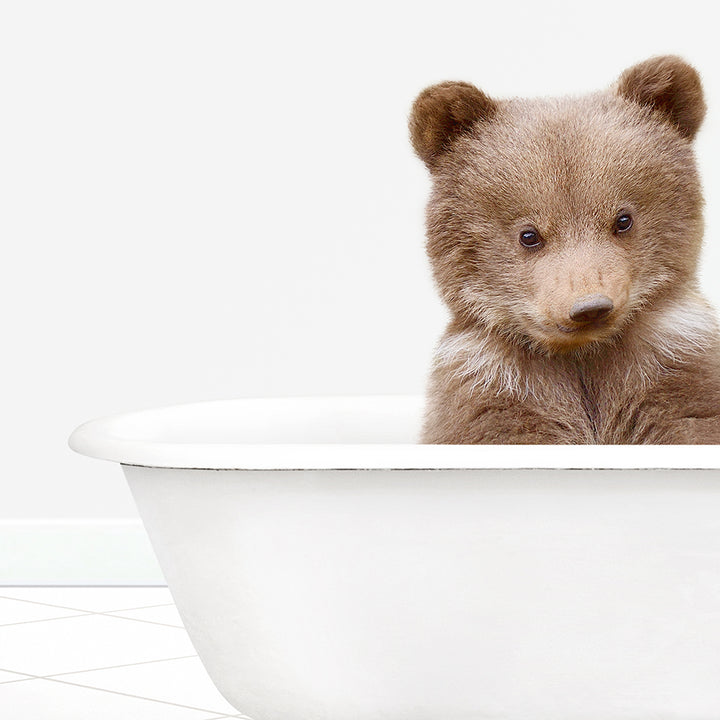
[
  {"x1": 529, "y1": 240, "x2": 633, "y2": 349},
  {"x1": 569, "y1": 294, "x2": 614, "y2": 324}
]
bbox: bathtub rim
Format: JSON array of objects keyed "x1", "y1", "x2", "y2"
[{"x1": 68, "y1": 394, "x2": 720, "y2": 471}]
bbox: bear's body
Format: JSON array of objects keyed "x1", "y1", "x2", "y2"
[{"x1": 410, "y1": 57, "x2": 720, "y2": 443}]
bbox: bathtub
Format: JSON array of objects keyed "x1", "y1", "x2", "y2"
[{"x1": 69, "y1": 395, "x2": 720, "y2": 720}]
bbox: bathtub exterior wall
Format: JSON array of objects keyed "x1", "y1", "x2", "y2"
[{"x1": 124, "y1": 465, "x2": 720, "y2": 720}]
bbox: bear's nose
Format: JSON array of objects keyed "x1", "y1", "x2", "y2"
[{"x1": 569, "y1": 294, "x2": 614, "y2": 323}]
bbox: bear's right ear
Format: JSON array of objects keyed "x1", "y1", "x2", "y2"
[{"x1": 409, "y1": 81, "x2": 497, "y2": 169}]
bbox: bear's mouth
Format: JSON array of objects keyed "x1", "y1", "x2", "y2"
[{"x1": 556, "y1": 319, "x2": 609, "y2": 334}]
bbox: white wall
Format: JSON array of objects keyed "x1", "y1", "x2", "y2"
[{"x1": 2, "y1": 0, "x2": 720, "y2": 525}]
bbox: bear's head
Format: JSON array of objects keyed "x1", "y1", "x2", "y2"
[{"x1": 410, "y1": 56, "x2": 706, "y2": 354}]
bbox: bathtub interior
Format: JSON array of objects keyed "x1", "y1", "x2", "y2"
[{"x1": 93, "y1": 395, "x2": 425, "y2": 444}]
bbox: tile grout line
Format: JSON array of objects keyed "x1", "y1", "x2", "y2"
[
  {"x1": 0, "y1": 595, "x2": 184, "y2": 629},
  {"x1": 0, "y1": 610, "x2": 184, "y2": 631},
  {"x1": 0, "y1": 666, "x2": 236, "y2": 717},
  {"x1": 0, "y1": 593, "x2": 174, "y2": 614},
  {"x1": 43, "y1": 675, "x2": 234, "y2": 716},
  {"x1": 0, "y1": 655, "x2": 199, "y2": 682},
  {"x1": 43, "y1": 654, "x2": 202, "y2": 680},
  {"x1": 0, "y1": 594, "x2": 108, "y2": 613},
  {"x1": 0, "y1": 612, "x2": 93, "y2": 628},
  {"x1": 0, "y1": 670, "x2": 35, "y2": 685},
  {"x1": 96, "y1": 602, "x2": 175, "y2": 612},
  {"x1": 101, "y1": 612, "x2": 185, "y2": 629}
]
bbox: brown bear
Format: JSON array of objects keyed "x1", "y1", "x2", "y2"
[{"x1": 410, "y1": 56, "x2": 720, "y2": 444}]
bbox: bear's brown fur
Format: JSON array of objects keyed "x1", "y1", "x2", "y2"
[{"x1": 410, "y1": 56, "x2": 720, "y2": 444}]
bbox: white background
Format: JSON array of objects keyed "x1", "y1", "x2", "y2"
[{"x1": 2, "y1": 0, "x2": 719, "y2": 522}]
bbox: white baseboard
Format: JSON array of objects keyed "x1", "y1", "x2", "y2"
[{"x1": 0, "y1": 520, "x2": 165, "y2": 586}]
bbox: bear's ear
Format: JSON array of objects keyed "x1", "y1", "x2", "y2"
[
  {"x1": 616, "y1": 55, "x2": 706, "y2": 140},
  {"x1": 409, "y1": 81, "x2": 497, "y2": 169}
]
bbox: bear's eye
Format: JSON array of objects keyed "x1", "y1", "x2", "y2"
[
  {"x1": 615, "y1": 213, "x2": 633, "y2": 233},
  {"x1": 519, "y1": 228, "x2": 543, "y2": 249}
]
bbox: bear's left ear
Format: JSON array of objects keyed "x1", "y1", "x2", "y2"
[
  {"x1": 409, "y1": 81, "x2": 498, "y2": 169},
  {"x1": 616, "y1": 55, "x2": 706, "y2": 140}
]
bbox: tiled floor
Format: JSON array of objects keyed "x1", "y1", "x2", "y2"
[{"x1": 0, "y1": 587, "x2": 251, "y2": 719}]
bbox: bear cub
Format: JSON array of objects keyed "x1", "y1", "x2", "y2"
[{"x1": 410, "y1": 56, "x2": 720, "y2": 444}]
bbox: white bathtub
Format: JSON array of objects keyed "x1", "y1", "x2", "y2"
[{"x1": 69, "y1": 395, "x2": 720, "y2": 720}]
